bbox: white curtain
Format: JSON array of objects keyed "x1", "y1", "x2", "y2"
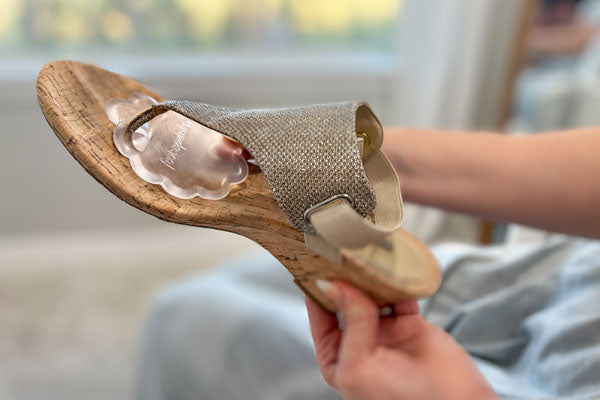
[
  {"x1": 397, "y1": 0, "x2": 526, "y2": 130},
  {"x1": 395, "y1": 0, "x2": 529, "y2": 243}
]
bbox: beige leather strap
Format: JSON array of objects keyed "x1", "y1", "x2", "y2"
[{"x1": 304, "y1": 149, "x2": 404, "y2": 261}]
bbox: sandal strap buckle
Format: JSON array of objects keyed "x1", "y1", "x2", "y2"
[{"x1": 303, "y1": 194, "x2": 354, "y2": 235}]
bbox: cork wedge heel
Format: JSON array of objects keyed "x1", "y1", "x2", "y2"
[{"x1": 37, "y1": 60, "x2": 441, "y2": 312}]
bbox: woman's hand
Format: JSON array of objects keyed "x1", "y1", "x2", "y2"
[{"x1": 306, "y1": 280, "x2": 498, "y2": 400}]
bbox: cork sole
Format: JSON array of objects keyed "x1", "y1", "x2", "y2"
[{"x1": 37, "y1": 60, "x2": 441, "y2": 311}]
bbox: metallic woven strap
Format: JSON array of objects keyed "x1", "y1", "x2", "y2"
[{"x1": 126, "y1": 100, "x2": 381, "y2": 232}]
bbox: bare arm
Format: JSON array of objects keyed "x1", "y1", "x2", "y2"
[{"x1": 383, "y1": 128, "x2": 600, "y2": 239}]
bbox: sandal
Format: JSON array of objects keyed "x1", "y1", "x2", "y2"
[{"x1": 37, "y1": 60, "x2": 441, "y2": 311}]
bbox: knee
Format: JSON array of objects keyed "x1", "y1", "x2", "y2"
[{"x1": 146, "y1": 276, "x2": 226, "y2": 334}]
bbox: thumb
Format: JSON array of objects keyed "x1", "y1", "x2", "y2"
[{"x1": 316, "y1": 280, "x2": 379, "y2": 365}]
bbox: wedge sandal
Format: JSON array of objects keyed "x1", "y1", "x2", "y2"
[{"x1": 37, "y1": 60, "x2": 441, "y2": 311}]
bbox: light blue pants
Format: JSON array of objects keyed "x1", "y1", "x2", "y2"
[{"x1": 137, "y1": 236, "x2": 600, "y2": 400}]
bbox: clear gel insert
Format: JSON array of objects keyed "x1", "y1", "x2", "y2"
[{"x1": 106, "y1": 93, "x2": 249, "y2": 200}]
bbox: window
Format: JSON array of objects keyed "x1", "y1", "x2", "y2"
[{"x1": 1, "y1": 0, "x2": 403, "y2": 55}]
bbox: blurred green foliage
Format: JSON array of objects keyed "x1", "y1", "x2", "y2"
[{"x1": 0, "y1": 0, "x2": 402, "y2": 54}]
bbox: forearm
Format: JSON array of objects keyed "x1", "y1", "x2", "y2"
[{"x1": 383, "y1": 128, "x2": 600, "y2": 238}]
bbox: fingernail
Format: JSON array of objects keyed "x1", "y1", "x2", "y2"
[{"x1": 315, "y1": 279, "x2": 343, "y2": 306}]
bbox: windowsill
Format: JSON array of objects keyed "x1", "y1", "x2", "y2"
[
  {"x1": 0, "y1": 51, "x2": 397, "y2": 81},
  {"x1": 1, "y1": 51, "x2": 401, "y2": 110}
]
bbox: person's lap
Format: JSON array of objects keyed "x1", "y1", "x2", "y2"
[
  {"x1": 428, "y1": 237, "x2": 600, "y2": 399},
  {"x1": 137, "y1": 252, "x2": 340, "y2": 400},
  {"x1": 138, "y1": 237, "x2": 600, "y2": 400}
]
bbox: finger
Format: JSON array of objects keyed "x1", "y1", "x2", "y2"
[
  {"x1": 378, "y1": 300, "x2": 425, "y2": 346},
  {"x1": 325, "y1": 281, "x2": 379, "y2": 365},
  {"x1": 221, "y1": 137, "x2": 253, "y2": 160},
  {"x1": 306, "y1": 296, "x2": 338, "y2": 343},
  {"x1": 213, "y1": 138, "x2": 245, "y2": 159},
  {"x1": 306, "y1": 296, "x2": 342, "y2": 385},
  {"x1": 395, "y1": 299, "x2": 420, "y2": 316}
]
